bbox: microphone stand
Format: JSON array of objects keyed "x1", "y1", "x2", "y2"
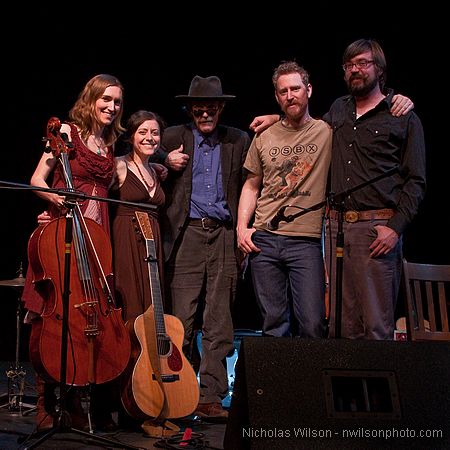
[
  {"x1": 0, "y1": 179, "x2": 157, "y2": 212},
  {"x1": 269, "y1": 167, "x2": 398, "y2": 339},
  {"x1": 0, "y1": 179, "x2": 147, "y2": 450},
  {"x1": 331, "y1": 204, "x2": 345, "y2": 339}
]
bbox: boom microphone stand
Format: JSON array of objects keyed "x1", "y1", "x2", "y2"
[
  {"x1": 0, "y1": 180, "x2": 152, "y2": 449},
  {"x1": 267, "y1": 167, "x2": 398, "y2": 338}
]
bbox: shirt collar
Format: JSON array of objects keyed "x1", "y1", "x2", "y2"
[
  {"x1": 192, "y1": 127, "x2": 219, "y2": 147},
  {"x1": 346, "y1": 87, "x2": 394, "y2": 112}
]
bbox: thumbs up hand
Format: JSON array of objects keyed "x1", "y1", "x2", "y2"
[{"x1": 165, "y1": 144, "x2": 189, "y2": 171}]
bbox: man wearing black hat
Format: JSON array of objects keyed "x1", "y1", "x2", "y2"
[{"x1": 159, "y1": 75, "x2": 250, "y2": 421}]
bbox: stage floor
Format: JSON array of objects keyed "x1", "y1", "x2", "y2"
[{"x1": 0, "y1": 361, "x2": 226, "y2": 450}]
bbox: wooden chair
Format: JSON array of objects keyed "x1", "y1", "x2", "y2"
[{"x1": 402, "y1": 258, "x2": 450, "y2": 341}]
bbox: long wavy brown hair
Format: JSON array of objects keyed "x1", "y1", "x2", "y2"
[{"x1": 68, "y1": 74, "x2": 126, "y2": 146}]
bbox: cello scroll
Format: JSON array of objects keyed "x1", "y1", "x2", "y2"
[{"x1": 45, "y1": 117, "x2": 74, "y2": 158}]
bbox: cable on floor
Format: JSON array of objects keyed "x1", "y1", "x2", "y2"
[{"x1": 153, "y1": 431, "x2": 213, "y2": 449}]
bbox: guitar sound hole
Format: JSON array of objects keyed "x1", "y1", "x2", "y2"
[{"x1": 159, "y1": 337, "x2": 171, "y2": 356}]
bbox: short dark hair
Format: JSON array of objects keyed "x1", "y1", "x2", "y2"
[{"x1": 343, "y1": 39, "x2": 387, "y2": 90}]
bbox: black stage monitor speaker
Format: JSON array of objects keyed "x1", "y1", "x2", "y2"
[{"x1": 224, "y1": 337, "x2": 450, "y2": 449}]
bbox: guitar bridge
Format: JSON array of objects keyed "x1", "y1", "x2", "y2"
[{"x1": 152, "y1": 374, "x2": 180, "y2": 383}]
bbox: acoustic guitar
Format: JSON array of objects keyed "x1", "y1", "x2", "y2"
[{"x1": 121, "y1": 212, "x2": 199, "y2": 420}]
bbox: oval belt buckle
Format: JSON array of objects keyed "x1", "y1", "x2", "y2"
[{"x1": 344, "y1": 210, "x2": 359, "y2": 223}]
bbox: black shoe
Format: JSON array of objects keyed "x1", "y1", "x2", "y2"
[
  {"x1": 117, "y1": 413, "x2": 142, "y2": 432},
  {"x1": 67, "y1": 412, "x2": 91, "y2": 432},
  {"x1": 93, "y1": 412, "x2": 118, "y2": 432}
]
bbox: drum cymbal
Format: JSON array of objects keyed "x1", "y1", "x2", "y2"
[{"x1": 0, "y1": 276, "x2": 25, "y2": 288}]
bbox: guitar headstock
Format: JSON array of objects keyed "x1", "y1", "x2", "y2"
[{"x1": 135, "y1": 211, "x2": 154, "y2": 240}]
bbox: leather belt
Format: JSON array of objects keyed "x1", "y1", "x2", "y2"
[
  {"x1": 188, "y1": 217, "x2": 227, "y2": 230},
  {"x1": 329, "y1": 208, "x2": 394, "y2": 223}
]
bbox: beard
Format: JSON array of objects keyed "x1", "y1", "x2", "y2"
[
  {"x1": 284, "y1": 101, "x2": 307, "y2": 121},
  {"x1": 346, "y1": 75, "x2": 378, "y2": 97}
]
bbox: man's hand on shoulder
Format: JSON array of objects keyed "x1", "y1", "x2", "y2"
[
  {"x1": 391, "y1": 94, "x2": 414, "y2": 117},
  {"x1": 249, "y1": 114, "x2": 280, "y2": 134}
]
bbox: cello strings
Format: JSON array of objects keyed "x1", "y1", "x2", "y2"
[{"x1": 59, "y1": 152, "x2": 113, "y2": 311}]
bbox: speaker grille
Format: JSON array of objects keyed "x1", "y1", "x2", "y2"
[{"x1": 225, "y1": 338, "x2": 450, "y2": 449}]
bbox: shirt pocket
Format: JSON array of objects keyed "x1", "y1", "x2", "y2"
[
  {"x1": 366, "y1": 124, "x2": 391, "y2": 141},
  {"x1": 366, "y1": 123, "x2": 404, "y2": 151}
]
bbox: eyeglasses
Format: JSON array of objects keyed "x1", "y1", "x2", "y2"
[
  {"x1": 342, "y1": 60, "x2": 374, "y2": 72},
  {"x1": 192, "y1": 107, "x2": 220, "y2": 118}
]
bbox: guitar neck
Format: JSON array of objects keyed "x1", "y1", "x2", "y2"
[
  {"x1": 144, "y1": 239, "x2": 166, "y2": 336},
  {"x1": 135, "y1": 211, "x2": 167, "y2": 336}
]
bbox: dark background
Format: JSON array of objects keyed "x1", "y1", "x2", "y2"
[{"x1": 0, "y1": 7, "x2": 446, "y2": 359}]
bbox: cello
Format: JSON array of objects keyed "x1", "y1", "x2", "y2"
[{"x1": 28, "y1": 117, "x2": 130, "y2": 386}]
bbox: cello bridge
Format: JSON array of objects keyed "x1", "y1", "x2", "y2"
[{"x1": 74, "y1": 300, "x2": 98, "y2": 309}]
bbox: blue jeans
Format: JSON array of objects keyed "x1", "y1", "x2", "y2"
[{"x1": 250, "y1": 230, "x2": 326, "y2": 337}]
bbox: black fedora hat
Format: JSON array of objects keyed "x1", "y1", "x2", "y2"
[{"x1": 176, "y1": 75, "x2": 235, "y2": 100}]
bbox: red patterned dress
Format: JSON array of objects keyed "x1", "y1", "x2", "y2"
[{"x1": 22, "y1": 122, "x2": 114, "y2": 314}]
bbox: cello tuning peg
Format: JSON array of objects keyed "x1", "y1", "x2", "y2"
[
  {"x1": 42, "y1": 137, "x2": 52, "y2": 153},
  {"x1": 60, "y1": 133, "x2": 74, "y2": 150}
]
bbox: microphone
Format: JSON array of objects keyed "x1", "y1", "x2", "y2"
[{"x1": 267, "y1": 206, "x2": 288, "y2": 231}]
